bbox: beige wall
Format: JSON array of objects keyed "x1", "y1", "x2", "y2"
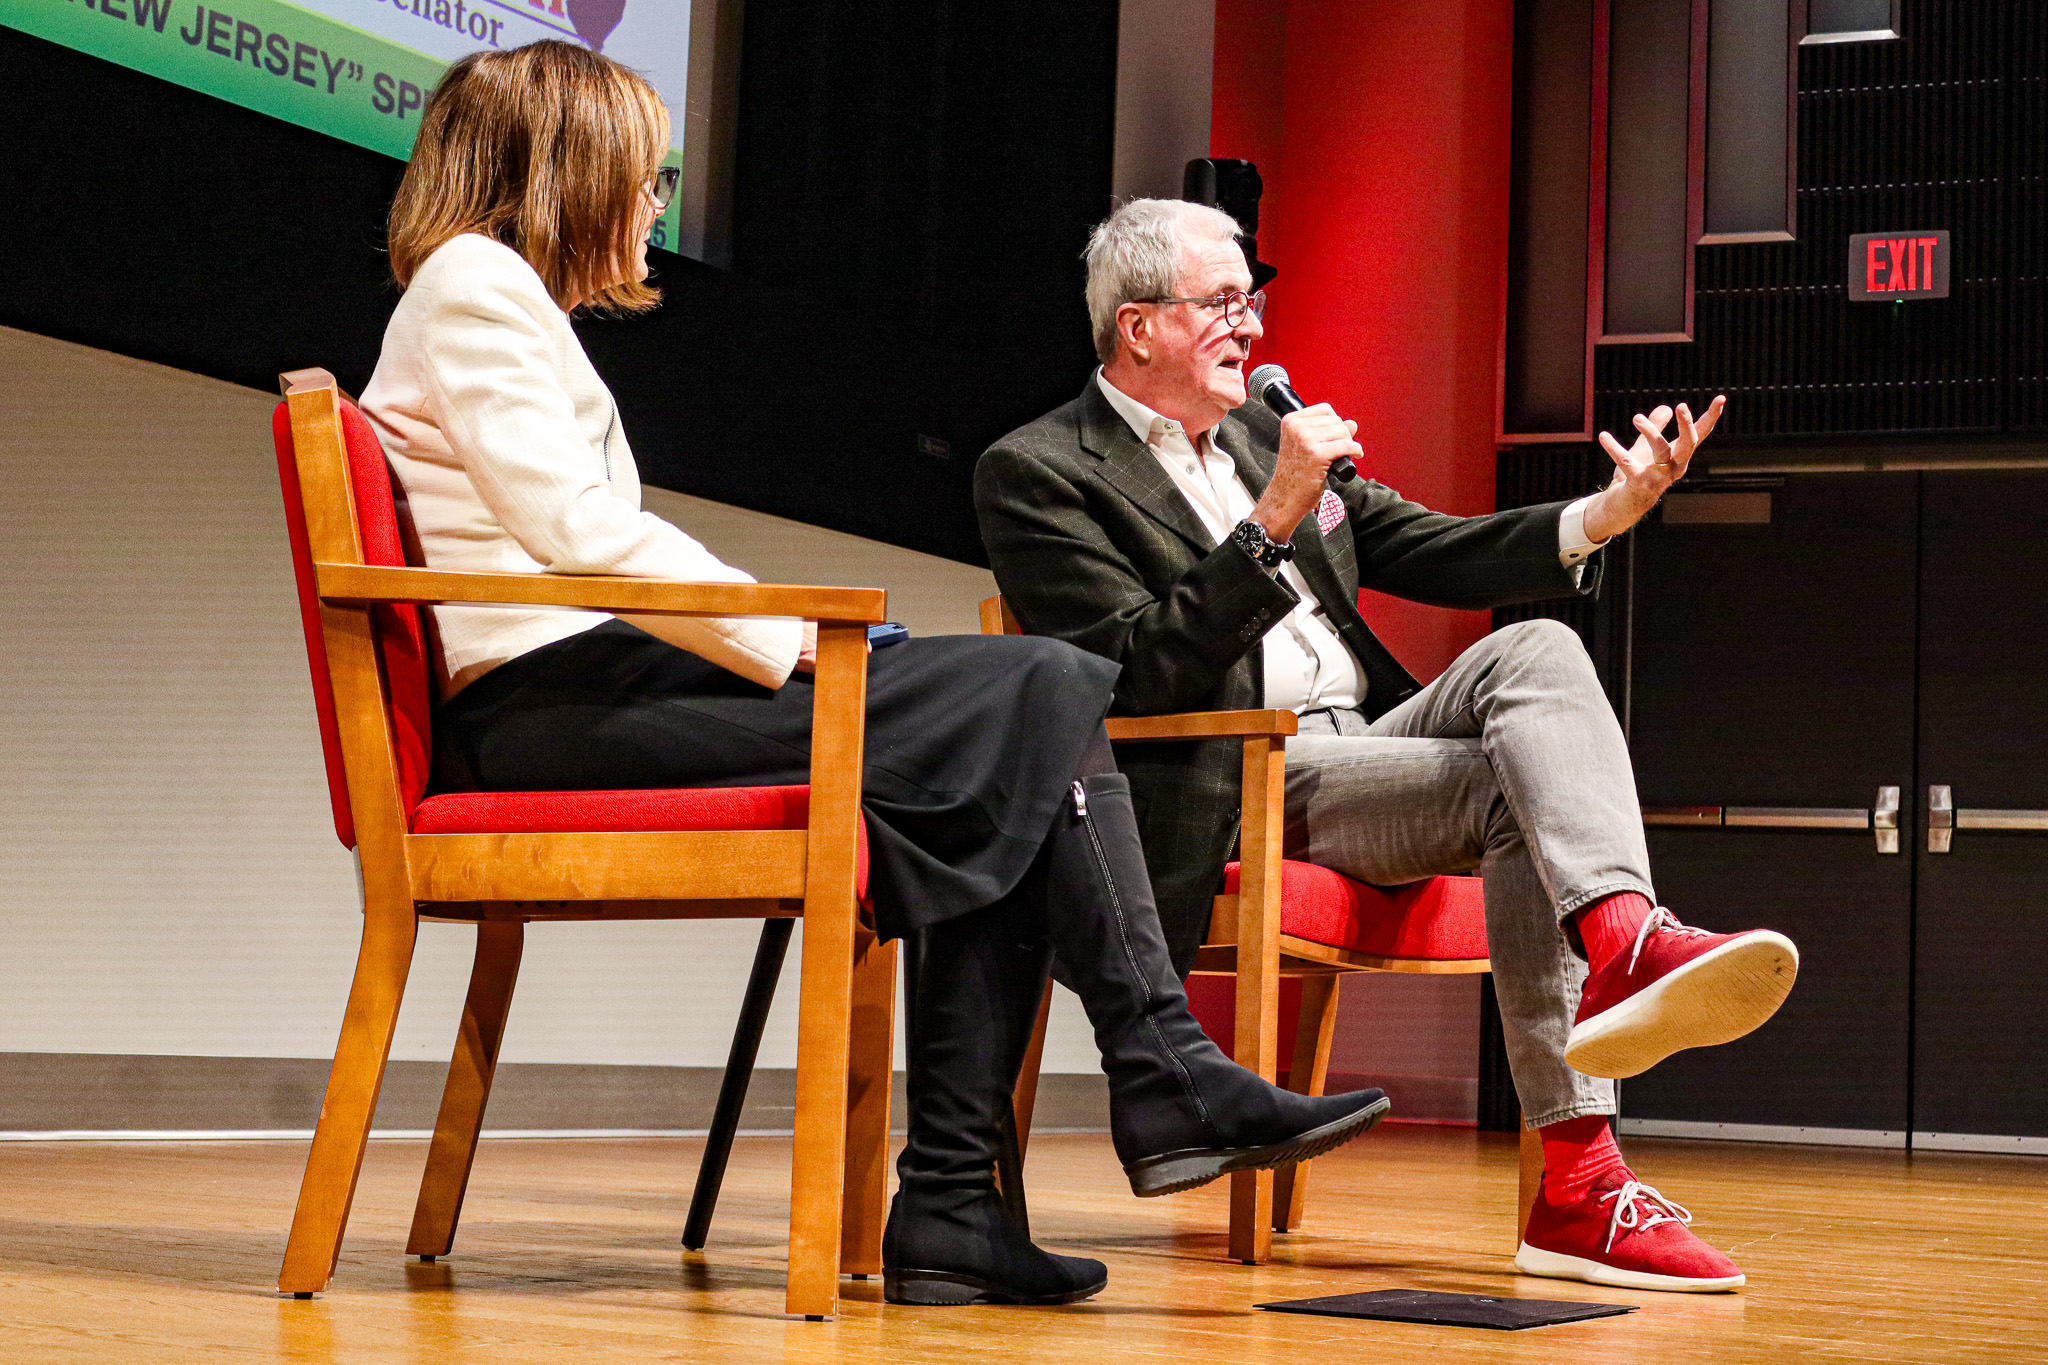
[{"x1": 1112, "y1": 0, "x2": 1217, "y2": 205}]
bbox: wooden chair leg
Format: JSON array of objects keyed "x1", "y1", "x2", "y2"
[
  {"x1": 279, "y1": 901, "x2": 419, "y2": 1294},
  {"x1": 1517, "y1": 1108, "x2": 1543, "y2": 1247},
  {"x1": 1228, "y1": 1171, "x2": 1274, "y2": 1264},
  {"x1": 1273, "y1": 973, "x2": 1341, "y2": 1233},
  {"x1": 994, "y1": 980, "x2": 1054, "y2": 1238},
  {"x1": 839, "y1": 931, "x2": 897, "y2": 1277},
  {"x1": 406, "y1": 920, "x2": 523, "y2": 1259},
  {"x1": 683, "y1": 918, "x2": 794, "y2": 1251},
  {"x1": 787, "y1": 921, "x2": 862, "y2": 1310},
  {"x1": 1227, "y1": 733, "x2": 1287, "y2": 1265},
  {"x1": 786, "y1": 619, "x2": 866, "y2": 1319},
  {"x1": 1010, "y1": 981, "x2": 1054, "y2": 1159},
  {"x1": 787, "y1": 909, "x2": 856, "y2": 1317}
]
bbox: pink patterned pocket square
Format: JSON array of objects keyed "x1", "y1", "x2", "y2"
[{"x1": 1316, "y1": 489, "x2": 1346, "y2": 535}]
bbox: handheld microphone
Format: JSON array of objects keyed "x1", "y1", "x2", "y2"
[{"x1": 1248, "y1": 363, "x2": 1356, "y2": 483}]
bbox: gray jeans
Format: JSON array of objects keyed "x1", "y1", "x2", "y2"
[{"x1": 1284, "y1": 618, "x2": 1649, "y2": 1127}]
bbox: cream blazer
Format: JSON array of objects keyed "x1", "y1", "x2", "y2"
[{"x1": 360, "y1": 233, "x2": 802, "y2": 696}]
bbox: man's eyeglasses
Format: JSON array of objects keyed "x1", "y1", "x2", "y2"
[
  {"x1": 648, "y1": 165, "x2": 681, "y2": 212},
  {"x1": 1136, "y1": 288, "x2": 1267, "y2": 328}
]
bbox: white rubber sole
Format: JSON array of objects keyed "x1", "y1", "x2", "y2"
[
  {"x1": 1514, "y1": 1241, "x2": 1745, "y2": 1292},
  {"x1": 1565, "y1": 931, "x2": 1799, "y2": 1080}
]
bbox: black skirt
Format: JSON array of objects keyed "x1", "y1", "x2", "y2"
[{"x1": 432, "y1": 620, "x2": 1120, "y2": 940}]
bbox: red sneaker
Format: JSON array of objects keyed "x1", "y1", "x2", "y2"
[
  {"x1": 1516, "y1": 1170, "x2": 1744, "y2": 1292},
  {"x1": 1565, "y1": 908, "x2": 1798, "y2": 1079}
]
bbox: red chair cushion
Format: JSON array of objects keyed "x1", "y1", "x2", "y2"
[
  {"x1": 412, "y1": 784, "x2": 869, "y2": 899},
  {"x1": 1222, "y1": 862, "x2": 1488, "y2": 960},
  {"x1": 271, "y1": 397, "x2": 434, "y2": 847}
]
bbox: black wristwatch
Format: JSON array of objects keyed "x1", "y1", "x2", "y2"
[{"x1": 1232, "y1": 518, "x2": 1294, "y2": 569}]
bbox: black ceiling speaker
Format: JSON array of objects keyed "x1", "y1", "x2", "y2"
[{"x1": 1185, "y1": 158, "x2": 1278, "y2": 290}]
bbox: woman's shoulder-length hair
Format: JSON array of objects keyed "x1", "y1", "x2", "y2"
[{"x1": 388, "y1": 40, "x2": 668, "y2": 315}]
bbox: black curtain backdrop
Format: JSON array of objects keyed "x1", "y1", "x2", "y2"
[{"x1": 0, "y1": 1, "x2": 1118, "y2": 564}]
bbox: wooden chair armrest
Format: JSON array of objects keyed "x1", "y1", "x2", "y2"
[
  {"x1": 314, "y1": 563, "x2": 888, "y2": 624},
  {"x1": 1104, "y1": 709, "x2": 1299, "y2": 743}
]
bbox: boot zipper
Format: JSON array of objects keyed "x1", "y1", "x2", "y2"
[{"x1": 1070, "y1": 779, "x2": 1214, "y2": 1130}]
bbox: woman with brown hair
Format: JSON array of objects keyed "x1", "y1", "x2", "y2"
[{"x1": 359, "y1": 40, "x2": 1388, "y2": 1308}]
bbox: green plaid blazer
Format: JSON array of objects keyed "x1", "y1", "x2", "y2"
[{"x1": 973, "y1": 376, "x2": 1597, "y2": 974}]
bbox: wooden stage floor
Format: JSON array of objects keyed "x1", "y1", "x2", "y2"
[{"x1": 0, "y1": 1125, "x2": 2040, "y2": 1362}]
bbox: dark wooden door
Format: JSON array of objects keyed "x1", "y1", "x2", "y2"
[
  {"x1": 1624, "y1": 474, "x2": 1919, "y2": 1135},
  {"x1": 1911, "y1": 471, "x2": 2048, "y2": 1148}
]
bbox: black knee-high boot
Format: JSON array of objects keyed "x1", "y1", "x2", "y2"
[
  {"x1": 1048, "y1": 773, "x2": 1391, "y2": 1196},
  {"x1": 883, "y1": 891, "x2": 1109, "y2": 1306}
]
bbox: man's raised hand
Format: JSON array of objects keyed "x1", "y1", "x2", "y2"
[{"x1": 1582, "y1": 394, "x2": 1728, "y2": 544}]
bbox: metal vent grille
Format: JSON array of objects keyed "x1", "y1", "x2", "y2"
[
  {"x1": 1598, "y1": 0, "x2": 2036, "y2": 440},
  {"x1": 2008, "y1": 2, "x2": 2048, "y2": 427}
]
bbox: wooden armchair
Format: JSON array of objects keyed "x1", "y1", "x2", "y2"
[
  {"x1": 271, "y1": 368, "x2": 891, "y2": 1320},
  {"x1": 982, "y1": 596, "x2": 1541, "y2": 1265}
]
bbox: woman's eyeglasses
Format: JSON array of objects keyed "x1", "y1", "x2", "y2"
[
  {"x1": 1137, "y1": 288, "x2": 1267, "y2": 329},
  {"x1": 648, "y1": 165, "x2": 681, "y2": 212}
]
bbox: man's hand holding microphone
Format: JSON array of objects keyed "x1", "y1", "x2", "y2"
[{"x1": 1246, "y1": 364, "x2": 1361, "y2": 545}]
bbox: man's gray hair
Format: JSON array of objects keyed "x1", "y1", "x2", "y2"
[{"x1": 1084, "y1": 198, "x2": 1243, "y2": 365}]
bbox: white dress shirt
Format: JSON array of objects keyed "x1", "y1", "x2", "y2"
[
  {"x1": 361, "y1": 234, "x2": 803, "y2": 697},
  {"x1": 1094, "y1": 370, "x2": 1605, "y2": 713}
]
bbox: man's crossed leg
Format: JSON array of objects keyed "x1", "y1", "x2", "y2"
[{"x1": 1284, "y1": 617, "x2": 1797, "y2": 1292}]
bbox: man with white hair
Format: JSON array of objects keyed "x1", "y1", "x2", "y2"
[{"x1": 974, "y1": 198, "x2": 1799, "y2": 1293}]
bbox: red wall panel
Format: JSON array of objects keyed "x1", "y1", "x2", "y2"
[{"x1": 1212, "y1": 0, "x2": 1515, "y2": 680}]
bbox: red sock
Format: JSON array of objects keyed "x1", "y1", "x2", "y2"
[
  {"x1": 1572, "y1": 891, "x2": 1655, "y2": 970},
  {"x1": 1540, "y1": 1115, "x2": 1628, "y2": 1204}
]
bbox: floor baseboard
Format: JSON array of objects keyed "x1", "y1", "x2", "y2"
[
  {"x1": 0, "y1": 1053, "x2": 1483, "y2": 1139},
  {"x1": 0, "y1": 1053, "x2": 1115, "y2": 1137}
]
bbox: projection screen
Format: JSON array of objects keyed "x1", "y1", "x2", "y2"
[{"x1": 0, "y1": 0, "x2": 742, "y2": 264}]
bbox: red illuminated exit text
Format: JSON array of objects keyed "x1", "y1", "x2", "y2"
[{"x1": 1847, "y1": 231, "x2": 1951, "y2": 301}]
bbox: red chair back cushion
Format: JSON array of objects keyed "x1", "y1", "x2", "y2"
[{"x1": 271, "y1": 398, "x2": 435, "y2": 848}]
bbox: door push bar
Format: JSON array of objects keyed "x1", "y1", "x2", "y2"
[
  {"x1": 1926, "y1": 785, "x2": 2048, "y2": 853},
  {"x1": 1642, "y1": 787, "x2": 1901, "y2": 854}
]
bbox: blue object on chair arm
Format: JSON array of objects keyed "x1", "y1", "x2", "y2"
[{"x1": 867, "y1": 623, "x2": 911, "y2": 649}]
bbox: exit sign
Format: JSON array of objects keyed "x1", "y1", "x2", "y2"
[{"x1": 1848, "y1": 231, "x2": 1951, "y2": 301}]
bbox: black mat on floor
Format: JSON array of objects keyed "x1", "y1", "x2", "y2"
[{"x1": 1256, "y1": 1289, "x2": 1637, "y2": 1330}]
